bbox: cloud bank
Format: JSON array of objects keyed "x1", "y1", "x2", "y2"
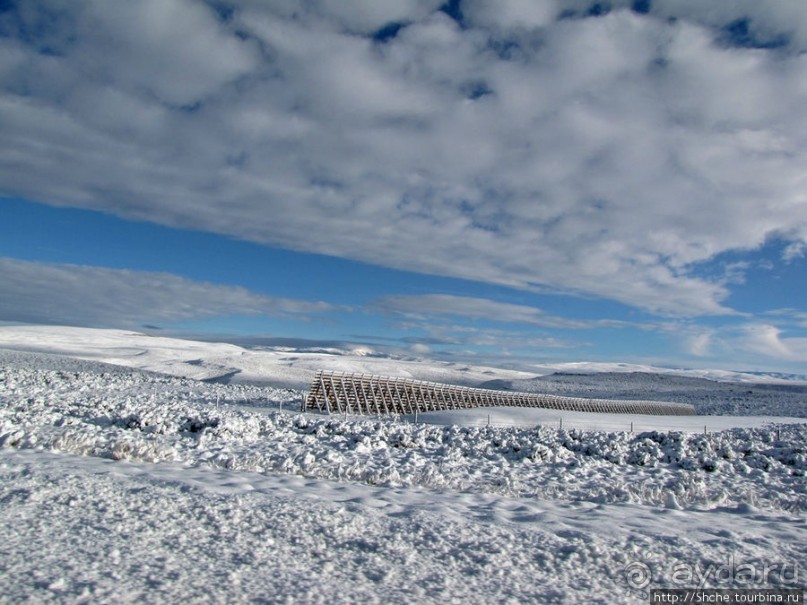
[
  {"x1": 0, "y1": 258, "x2": 337, "y2": 328},
  {"x1": 1, "y1": 0, "x2": 806, "y2": 316}
]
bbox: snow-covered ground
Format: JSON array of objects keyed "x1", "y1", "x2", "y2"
[
  {"x1": 0, "y1": 326, "x2": 805, "y2": 603},
  {"x1": 2, "y1": 447, "x2": 803, "y2": 604}
]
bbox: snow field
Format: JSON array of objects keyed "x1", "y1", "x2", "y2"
[{"x1": 1, "y1": 360, "x2": 804, "y2": 512}]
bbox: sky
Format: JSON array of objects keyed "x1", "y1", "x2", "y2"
[{"x1": 1, "y1": 0, "x2": 807, "y2": 375}]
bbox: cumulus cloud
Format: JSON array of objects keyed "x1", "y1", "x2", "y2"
[
  {"x1": 0, "y1": 257, "x2": 338, "y2": 328},
  {"x1": 1, "y1": 1, "x2": 806, "y2": 316}
]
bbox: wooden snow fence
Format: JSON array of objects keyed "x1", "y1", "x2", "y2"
[{"x1": 303, "y1": 370, "x2": 696, "y2": 416}]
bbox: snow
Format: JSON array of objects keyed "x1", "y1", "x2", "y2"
[
  {"x1": 0, "y1": 326, "x2": 805, "y2": 603},
  {"x1": 527, "y1": 361, "x2": 807, "y2": 385},
  {"x1": 480, "y1": 372, "x2": 807, "y2": 418},
  {"x1": 2, "y1": 447, "x2": 804, "y2": 604},
  {"x1": 0, "y1": 325, "x2": 537, "y2": 388},
  {"x1": 410, "y1": 407, "x2": 805, "y2": 433},
  {"x1": 3, "y1": 324, "x2": 804, "y2": 392}
]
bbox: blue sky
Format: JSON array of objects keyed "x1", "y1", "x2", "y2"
[{"x1": 1, "y1": 0, "x2": 807, "y2": 374}]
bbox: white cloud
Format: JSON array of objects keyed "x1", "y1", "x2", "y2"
[
  {"x1": 401, "y1": 322, "x2": 582, "y2": 352},
  {"x1": 374, "y1": 293, "x2": 616, "y2": 329},
  {"x1": 735, "y1": 324, "x2": 807, "y2": 363},
  {"x1": 1, "y1": 2, "x2": 806, "y2": 316},
  {"x1": 310, "y1": 0, "x2": 445, "y2": 34},
  {"x1": 783, "y1": 241, "x2": 806, "y2": 262},
  {"x1": 670, "y1": 316, "x2": 807, "y2": 366},
  {"x1": 680, "y1": 330, "x2": 713, "y2": 357},
  {"x1": 0, "y1": 258, "x2": 338, "y2": 328},
  {"x1": 372, "y1": 294, "x2": 591, "y2": 354},
  {"x1": 408, "y1": 342, "x2": 432, "y2": 356},
  {"x1": 98, "y1": 0, "x2": 257, "y2": 106},
  {"x1": 556, "y1": 0, "x2": 807, "y2": 51}
]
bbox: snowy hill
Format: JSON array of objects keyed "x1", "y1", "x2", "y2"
[{"x1": 0, "y1": 325, "x2": 535, "y2": 388}]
